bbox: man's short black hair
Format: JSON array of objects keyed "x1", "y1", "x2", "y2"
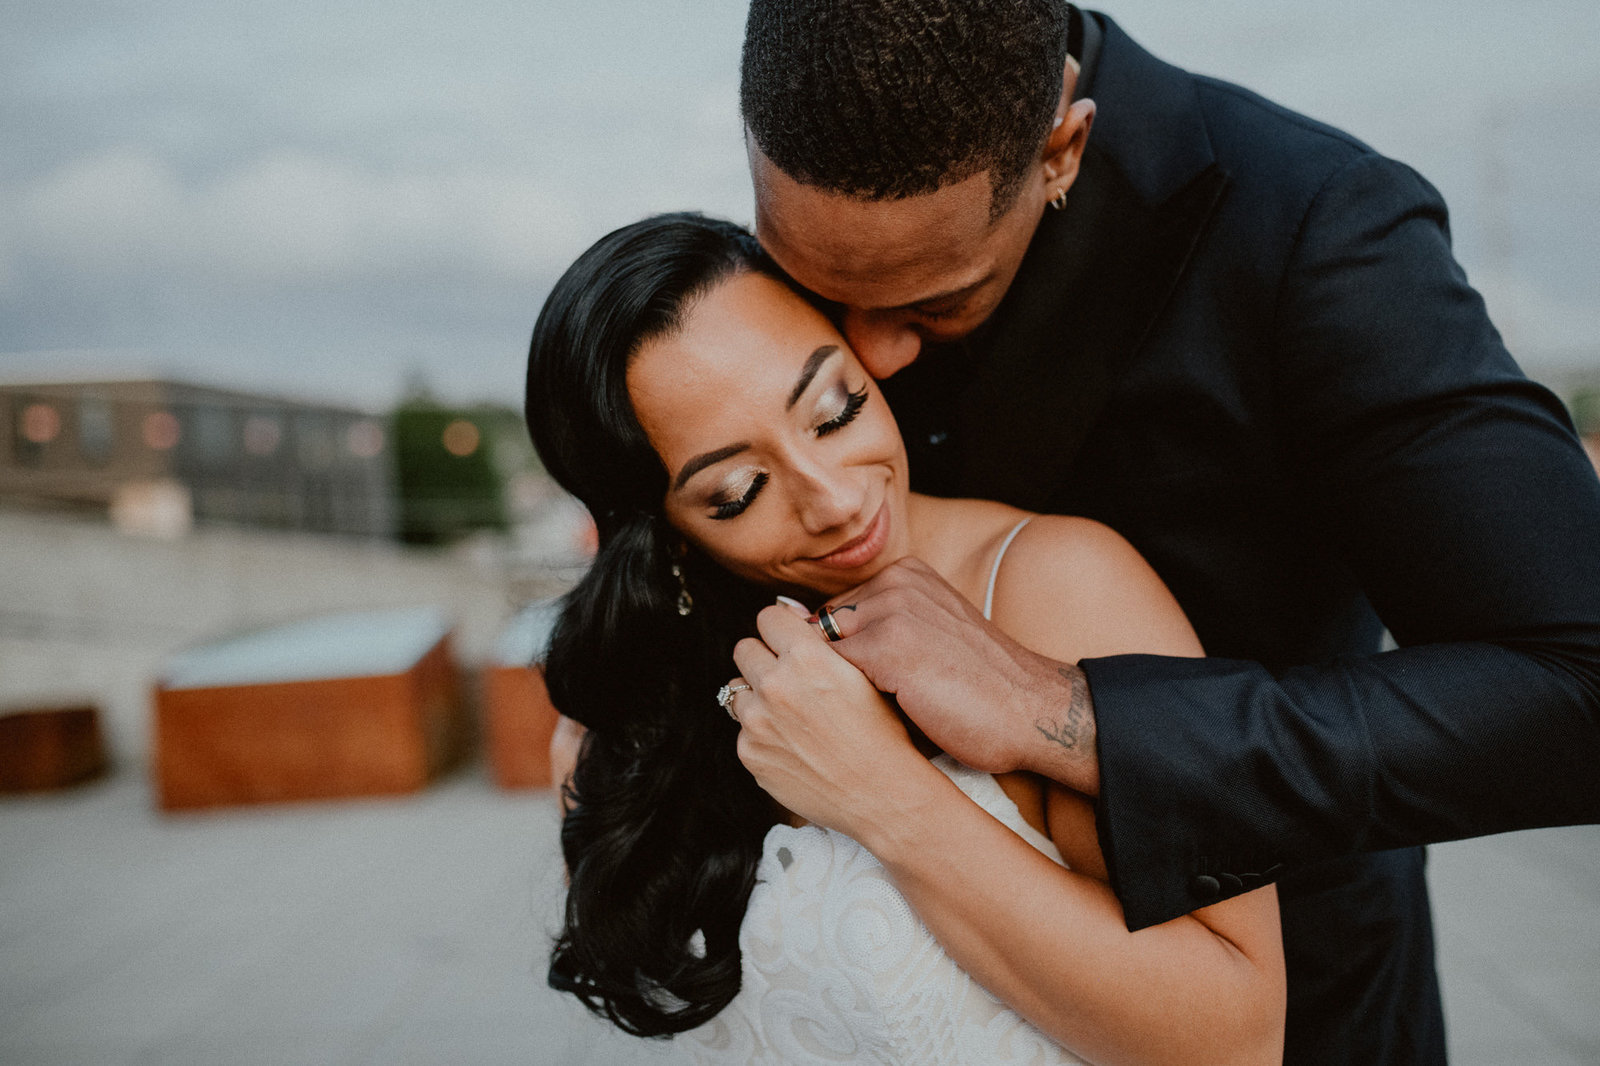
[{"x1": 740, "y1": 0, "x2": 1072, "y2": 219}]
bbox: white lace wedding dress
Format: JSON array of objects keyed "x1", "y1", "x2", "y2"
[
  {"x1": 678, "y1": 754, "x2": 1086, "y2": 1065},
  {"x1": 681, "y1": 519, "x2": 1081, "y2": 1065}
]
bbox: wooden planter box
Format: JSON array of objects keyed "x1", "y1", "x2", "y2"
[
  {"x1": 482, "y1": 600, "x2": 563, "y2": 790},
  {"x1": 154, "y1": 608, "x2": 464, "y2": 811},
  {"x1": 0, "y1": 705, "x2": 108, "y2": 792}
]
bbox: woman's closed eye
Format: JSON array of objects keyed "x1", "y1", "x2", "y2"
[
  {"x1": 815, "y1": 385, "x2": 868, "y2": 438},
  {"x1": 704, "y1": 384, "x2": 868, "y2": 520},
  {"x1": 710, "y1": 471, "x2": 768, "y2": 520}
]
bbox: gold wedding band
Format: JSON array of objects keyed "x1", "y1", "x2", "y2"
[{"x1": 817, "y1": 605, "x2": 844, "y2": 642}]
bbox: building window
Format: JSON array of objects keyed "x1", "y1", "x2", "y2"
[
  {"x1": 143, "y1": 411, "x2": 181, "y2": 451},
  {"x1": 14, "y1": 400, "x2": 61, "y2": 467},
  {"x1": 346, "y1": 419, "x2": 385, "y2": 460},
  {"x1": 192, "y1": 406, "x2": 234, "y2": 467},
  {"x1": 78, "y1": 398, "x2": 114, "y2": 465},
  {"x1": 242, "y1": 414, "x2": 283, "y2": 458},
  {"x1": 296, "y1": 414, "x2": 334, "y2": 471}
]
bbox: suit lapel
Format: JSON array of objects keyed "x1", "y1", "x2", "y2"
[{"x1": 954, "y1": 14, "x2": 1230, "y2": 511}]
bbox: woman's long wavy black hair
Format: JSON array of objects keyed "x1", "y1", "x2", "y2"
[{"x1": 526, "y1": 213, "x2": 790, "y2": 1037}]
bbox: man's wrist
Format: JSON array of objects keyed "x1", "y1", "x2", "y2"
[{"x1": 1019, "y1": 659, "x2": 1101, "y2": 796}]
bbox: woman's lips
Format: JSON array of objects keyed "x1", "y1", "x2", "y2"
[{"x1": 809, "y1": 503, "x2": 890, "y2": 570}]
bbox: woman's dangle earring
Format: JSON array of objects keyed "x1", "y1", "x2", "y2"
[{"x1": 671, "y1": 559, "x2": 694, "y2": 616}]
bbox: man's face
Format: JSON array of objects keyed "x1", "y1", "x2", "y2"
[{"x1": 750, "y1": 142, "x2": 1047, "y2": 380}]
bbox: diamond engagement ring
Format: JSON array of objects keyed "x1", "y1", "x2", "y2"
[{"x1": 717, "y1": 682, "x2": 752, "y2": 722}]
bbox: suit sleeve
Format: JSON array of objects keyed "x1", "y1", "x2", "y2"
[{"x1": 1082, "y1": 152, "x2": 1600, "y2": 931}]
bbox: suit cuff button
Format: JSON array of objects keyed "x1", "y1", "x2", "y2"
[{"x1": 1188, "y1": 874, "x2": 1222, "y2": 901}]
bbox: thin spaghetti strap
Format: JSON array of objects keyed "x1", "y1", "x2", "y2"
[{"x1": 982, "y1": 517, "x2": 1035, "y2": 621}]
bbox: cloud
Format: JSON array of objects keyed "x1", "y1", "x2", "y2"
[
  {"x1": 1, "y1": 147, "x2": 592, "y2": 287},
  {"x1": 2, "y1": 0, "x2": 1590, "y2": 410},
  {"x1": 7, "y1": 150, "x2": 185, "y2": 279}
]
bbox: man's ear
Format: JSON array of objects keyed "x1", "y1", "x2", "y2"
[{"x1": 1041, "y1": 97, "x2": 1097, "y2": 196}]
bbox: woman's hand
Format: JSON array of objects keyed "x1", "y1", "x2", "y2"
[
  {"x1": 730, "y1": 602, "x2": 944, "y2": 842},
  {"x1": 819, "y1": 557, "x2": 1101, "y2": 795}
]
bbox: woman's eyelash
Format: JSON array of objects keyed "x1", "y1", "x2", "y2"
[
  {"x1": 816, "y1": 387, "x2": 868, "y2": 438},
  {"x1": 703, "y1": 387, "x2": 866, "y2": 520},
  {"x1": 710, "y1": 471, "x2": 769, "y2": 520}
]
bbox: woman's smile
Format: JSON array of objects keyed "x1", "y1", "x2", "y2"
[{"x1": 805, "y1": 500, "x2": 891, "y2": 571}]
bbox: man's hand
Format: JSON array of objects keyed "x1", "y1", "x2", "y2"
[
  {"x1": 730, "y1": 602, "x2": 944, "y2": 841},
  {"x1": 820, "y1": 557, "x2": 1102, "y2": 795}
]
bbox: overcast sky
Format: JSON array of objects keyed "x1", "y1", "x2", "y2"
[{"x1": 2, "y1": 0, "x2": 1598, "y2": 410}]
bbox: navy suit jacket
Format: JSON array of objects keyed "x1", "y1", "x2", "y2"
[{"x1": 884, "y1": 13, "x2": 1600, "y2": 1064}]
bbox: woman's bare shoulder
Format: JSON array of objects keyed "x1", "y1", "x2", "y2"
[
  {"x1": 911, "y1": 495, "x2": 1035, "y2": 601},
  {"x1": 938, "y1": 496, "x2": 1034, "y2": 543},
  {"x1": 999, "y1": 514, "x2": 1147, "y2": 586},
  {"x1": 989, "y1": 514, "x2": 1202, "y2": 662}
]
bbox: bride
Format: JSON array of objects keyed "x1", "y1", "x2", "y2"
[{"x1": 525, "y1": 212, "x2": 1284, "y2": 1065}]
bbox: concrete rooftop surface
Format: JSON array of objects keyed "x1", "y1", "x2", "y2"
[{"x1": 2, "y1": 768, "x2": 1596, "y2": 1066}]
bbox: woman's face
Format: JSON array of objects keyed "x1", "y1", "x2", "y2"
[{"x1": 628, "y1": 269, "x2": 912, "y2": 597}]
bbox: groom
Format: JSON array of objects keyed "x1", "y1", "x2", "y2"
[{"x1": 730, "y1": 1, "x2": 1600, "y2": 1063}]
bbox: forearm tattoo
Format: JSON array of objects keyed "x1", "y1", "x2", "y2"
[{"x1": 1035, "y1": 666, "x2": 1092, "y2": 751}]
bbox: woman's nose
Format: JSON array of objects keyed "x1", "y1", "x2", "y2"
[
  {"x1": 793, "y1": 463, "x2": 864, "y2": 536},
  {"x1": 842, "y1": 310, "x2": 923, "y2": 380}
]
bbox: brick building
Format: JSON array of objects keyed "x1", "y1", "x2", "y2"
[{"x1": 0, "y1": 378, "x2": 394, "y2": 539}]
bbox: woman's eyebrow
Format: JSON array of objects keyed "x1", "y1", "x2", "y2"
[
  {"x1": 673, "y1": 344, "x2": 841, "y2": 492},
  {"x1": 673, "y1": 442, "x2": 750, "y2": 491},
  {"x1": 786, "y1": 345, "x2": 840, "y2": 410}
]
